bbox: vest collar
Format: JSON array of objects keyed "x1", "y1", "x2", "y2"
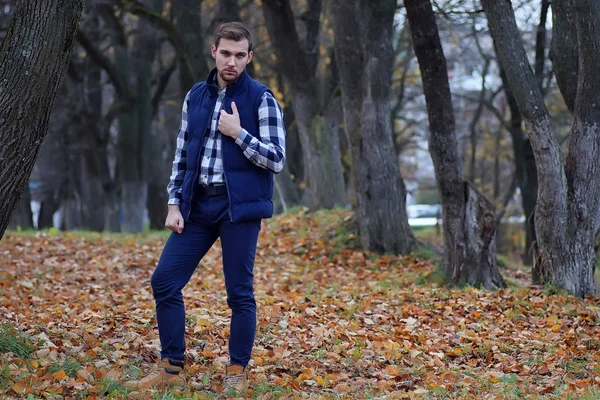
[{"x1": 206, "y1": 68, "x2": 250, "y2": 97}]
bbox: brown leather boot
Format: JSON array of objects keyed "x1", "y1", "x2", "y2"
[
  {"x1": 124, "y1": 358, "x2": 185, "y2": 390},
  {"x1": 223, "y1": 364, "x2": 248, "y2": 395}
]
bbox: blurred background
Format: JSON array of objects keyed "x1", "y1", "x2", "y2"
[{"x1": 2, "y1": 0, "x2": 568, "y2": 264}]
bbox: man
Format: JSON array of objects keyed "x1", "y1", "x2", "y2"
[{"x1": 125, "y1": 22, "x2": 286, "y2": 394}]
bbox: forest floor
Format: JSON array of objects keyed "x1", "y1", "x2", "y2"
[{"x1": 1, "y1": 209, "x2": 599, "y2": 399}]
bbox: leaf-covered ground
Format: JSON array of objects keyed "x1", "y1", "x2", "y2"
[{"x1": 1, "y1": 209, "x2": 599, "y2": 399}]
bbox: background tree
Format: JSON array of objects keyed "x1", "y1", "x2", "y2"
[
  {"x1": 0, "y1": 0, "x2": 83, "y2": 239},
  {"x1": 261, "y1": 0, "x2": 347, "y2": 210},
  {"x1": 482, "y1": 0, "x2": 599, "y2": 296},
  {"x1": 405, "y1": 0, "x2": 503, "y2": 288},
  {"x1": 331, "y1": 0, "x2": 415, "y2": 254}
]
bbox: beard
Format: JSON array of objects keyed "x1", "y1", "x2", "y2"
[{"x1": 219, "y1": 69, "x2": 239, "y2": 82}]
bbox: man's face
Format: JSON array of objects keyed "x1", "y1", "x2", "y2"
[{"x1": 211, "y1": 38, "x2": 253, "y2": 84}]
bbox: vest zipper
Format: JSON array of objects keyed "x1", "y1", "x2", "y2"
[
  {"x1": 222, "y1": 98, "x2": 234, "y2": 222},
  {"x1": 222, "y1": 145, "x2": 234, "y2": 223},
  {"x1": 187, "y1": 101, "x2": 214, "y2": 221}
]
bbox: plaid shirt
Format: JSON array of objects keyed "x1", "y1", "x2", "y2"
[{"x1": 167, "y1": 87, "x2": 286, "y2": 206}]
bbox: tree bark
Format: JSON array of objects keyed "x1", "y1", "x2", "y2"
[
  {"x1": 332, "y1": 0, "x2": 415, "y2": 254},
  {"x1": 0, "y1": 0, "x2": 83, "y2": 239},
  {"x1": 550, "y1": 0, "x2": 579, "y2": 112},
  {"x1": 262, "y1": 0, "x2": 347, "y2": 209},
  {"x1": 406, "y1": 0, "x2": 502, "y2": 288},
  {"x1": 79, "y1": 5, "x2": 110, "y2": 232},
  {"x1": 535, "y1": 0, "x2": 550, "y2": 92},
  {"x1": 483, "y1": 0, "x2": 599, "y2": 296},
  {"x1": 115, "y1": 0, "x2": 161, "y2": 233},
  {"x1": 7, "y1": 183, "x2": 32, "y2": 230},
  {"x1": 173, "y1": 0, "x2": 208, "y2": 94},
  {"x1": 497, "y1": 64, "x2": 538, "y2": 266},
  {"x1": 560, "y1": 0, "x2": 600, "y2": 295}
]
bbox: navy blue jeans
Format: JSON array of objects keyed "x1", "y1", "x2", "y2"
[{"x1": 151, "y1": 191, "x2": 261, "y2": 366}]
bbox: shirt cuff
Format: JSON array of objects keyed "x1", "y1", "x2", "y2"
[
  {"x1": 168, "y1": 198, "x2": 181, "y2": 206},
  {"x1": 235, "y1": 129, "x2": 253, "y2": 149}
]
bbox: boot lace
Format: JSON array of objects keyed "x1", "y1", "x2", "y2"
[
  {"x1": 138, "y1": 370, "x2": 161, "y2": 385},
  {"x1": 224, "y1": 373, "x2": 245, "y2": 389}
]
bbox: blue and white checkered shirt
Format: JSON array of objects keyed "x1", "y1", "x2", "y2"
[{"x1": 167, "y1": 87, "x2": 286, "y2": 206}]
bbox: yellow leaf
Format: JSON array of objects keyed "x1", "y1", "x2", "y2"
[
  {"x1": 30, "y1": 360, "x2": 39, "y2": 368},
  {"x1": 446, "y1": 347, "x2": 463, "y2": 357},
  {"x1": 297, "y1": 368, "x2": 313, "y2": 381},
  {"x1": 196, "y1": 317, "x2": 212, "y2": 327},
  {"x1": 315, "y1": 376, "x2": 324, "y2": 385},
  {"x1": 12, "y1": 383, "x2": 25, "y2": 393}
]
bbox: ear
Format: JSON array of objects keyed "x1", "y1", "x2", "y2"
[
  {"x1": 211, "y1": 45, "x2": 217, "y2": 59},
  {"x1": 247, "y1": 51, "x2": 253, "y2": 64}
]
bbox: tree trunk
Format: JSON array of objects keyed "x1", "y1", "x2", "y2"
[
  {"x1": 273, "y1": 164, "x2": 300, "y2": 214},
  {"x1": 7, "y1": 183, "x2": 33, "y2": 230},
  {"x1": 118, "y1": 1, "x2": 160, "y2": 233},
  {"x1": 483, "y1": 0, "x2": 599, "y2": 296},
  {"x1": 79, "y1": 6, "x2": 109, "y2": 232},
  {"x1": 332, "y1": 0, "x2": 415, "y2": 254},
  {"x1": 262, "y1": 0, "x2": 347, "y2": 209},
  {"x1": 550, "y1": 0, "x2": 579, "y2": 112},
  {"x1": 497, "y1": 64, "x2": 538, "y2": 266},
  {"x1": 293, "y1": 94, "x2": 347, "y2": 209},
  {"x1": 173, "y1": 0, "x2": 208, "y2": 94},
  {"x1": 105, "y1": 188, "x2": 122, "y2": 233},
  {"x1": 38, "y1": 197, "x2": 59, "y2": 229},
  {"x1": 0, "y1": 0, "x2": 83, "y2": 239},
  {"x1": 406, "y1": 0, "x2": 502, "y2": 287},
  {"x1": 461, "y1": 183, "x2": 504, "y2": 288}
]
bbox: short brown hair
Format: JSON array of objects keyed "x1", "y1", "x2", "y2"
[{"x1": 215, "y1": 22, "x2": 253, "y2": 52}]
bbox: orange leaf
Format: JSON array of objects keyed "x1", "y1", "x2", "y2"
[
  {"x1": 201, "y1": 348, "x2": 215, "y2": 358},
  {"x1": 11, "y1": 383, "x2": 26, "y2": 394},
  {"x1": 386, "y1": 365, "x2": 402, "y2": 376},
  {"x1": 53, "y1": 370, "x2": 67, "y2": 380}
]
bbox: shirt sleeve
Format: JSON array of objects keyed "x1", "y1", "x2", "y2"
[
  {"x1": 235, "y1": 92, "x2": 286, "y2": 173},
  {"x1": 166, "y1": 91, "x2": 191, "y2": 206}
]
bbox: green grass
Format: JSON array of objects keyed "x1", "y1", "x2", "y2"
[
  {"x1": 252, "y1": 380, "x2": 292, "y2": 398},
  {"x1": 496, "y1": 254, "x2": 510, "y2": 268},
  {"x1": 415, "y1": 268, "x2": 446, "y2": 286},
  {"x1": 49, "y1": 357, "x2": 81, "y2": 378},
  {"x1": 98, "y1": 378, "x2": 130, "y2": 398},
  {"x1": 411, "y1": 247, "x2": 440, "y2": 262},
  {"x1": 0, "y1": 361, "x2": 11, "y2": 391},
  {"x1": 0, "y1": 325, "x2": 37, "y2": 358}
]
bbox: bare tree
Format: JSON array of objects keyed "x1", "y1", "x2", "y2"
[
  {"x1": 483, "y1": 0, "x2": 599, "y2": 296},
  {"x1": 262, "y1": 0, "x2": 347, "y2": 210},
  {"x1": 0, "y1": 0, "x2": 83, "y2": 239},
  {"x1": 405, "y1": 0, "x2": 504, "y2": 288},
  {"x1": 331, "y1": 0, "x2": 416, "y2": 254}
]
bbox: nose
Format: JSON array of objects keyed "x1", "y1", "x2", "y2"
[{"x1": 227, "y1": 56, "x2": 235, "y2": 66}]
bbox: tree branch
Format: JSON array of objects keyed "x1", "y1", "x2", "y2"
[
  {"x1": 77, "y1": 29, "x2": 131, "y2": 99},
  {"x1": 117, "y1": 0, "x2": 193, "y2": 79},
  {"x1": 152, "y1": 57, "x2": 178, "y2": 116}
]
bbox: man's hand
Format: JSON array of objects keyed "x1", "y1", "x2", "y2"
[
  {"x1": 219, "y1": 101, "x2": 242, "y2": 139},
  {"x1": 165, "y1": 205, "x2": 184, "y2": 234}
]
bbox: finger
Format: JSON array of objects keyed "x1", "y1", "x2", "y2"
[
  {"x1": 231, "y1": 101, "x2": 239, "y2": 115},
  {"x1": 221, "y1": 109, "x2": 229, "y2": 116},
  {"x1": 177, "y1": 219, "x2": 184, "y2": 234}
]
